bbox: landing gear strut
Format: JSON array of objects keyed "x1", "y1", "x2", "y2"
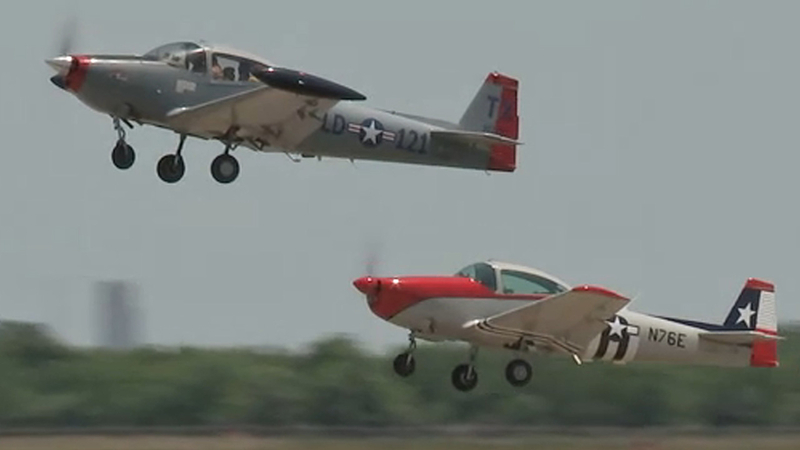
[
  {"x1": 451, "y1": 346, "x2": 479, "y2": 392},
  {"x1": 211, "y1": 141, "x2": 240, "y2": 184},
  {"x1": 111, "y1": 117, "x2": 135, "y2": 170},
  {"x1": 157, "y1": 134, "x2": 186, "y2": 184},
  {"x1": 392, "y1": 333, "x2": 417, "y2": 377}
]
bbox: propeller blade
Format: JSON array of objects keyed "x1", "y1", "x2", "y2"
[
  {"x1": 364, "y1": 240, "x2": 382, "y2": 277},
  {"x1": 56, "y1": 17, "x2": 78, "y2": 56}
]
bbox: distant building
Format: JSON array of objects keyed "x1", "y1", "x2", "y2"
[{"x1": 94, "y1": 280, "x2": 142, "y2": 349}]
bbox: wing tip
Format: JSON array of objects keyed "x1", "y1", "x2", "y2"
[{"x1": 572, "y1": 285, "x2": 628, "y2": 301}]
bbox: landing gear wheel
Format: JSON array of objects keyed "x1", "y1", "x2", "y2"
[
  {"x1": 111, "y1": 140, "x2": 135, "y2": 170},
  {"x1": 211, "y1": 153, "x2": 239, "y2": 184},
  {"x1": 451, "y1": 364, "x2": 478, "y2": 392},
  {"x1": 393, "y1": 353, "x2": 416, "y2": 377},
  {"x1": 157, "y1": 154, "x2": 185, "y2": 183},
  {"x1": 505, "y1": 359, "x2": 532, "y2": 387}
]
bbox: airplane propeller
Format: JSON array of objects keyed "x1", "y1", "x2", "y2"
[
  {"x1": 55, "y1": 16, "x2": 78, "y2": 56},
  {"x1": 46, "y1": 17, "x2": 79, "y2": 90},
  {"x1": 364, "y1": 240, "x2": 382, "y2": 278},
  {"x1": 356, "y1": 240, "x2": 384, "y2": 298}
]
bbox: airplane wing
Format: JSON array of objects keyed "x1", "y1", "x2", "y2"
[
  {"x1": 166, "y1": 86, "x2": 338, "y2": 149},
  {"x1": 699, "y1": 330, "x2": 784, "y2": 346},
  {"x1": 467, "y1": 286, "x2": 630, "y2": 356},
  {"x1": 166, "y1": 69, "x2": 365, "y2": 149}
]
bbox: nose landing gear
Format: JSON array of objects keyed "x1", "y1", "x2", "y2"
[
  {"x1": 392, "y1": 333, "x2": 417, "y2": 377},
  {"x1": 111, "y1": 117, "x2": 135, "y2": 170}
]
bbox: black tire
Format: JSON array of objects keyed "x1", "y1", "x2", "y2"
[
  {"x1": 505, "y1": 359, "x2": 532, "y2": 387},
  {"x1": 211, "y1": 153, "x2": 240, "y2": 184},
  {"x1": 393, "y1": 353, "x2": 415, "y2": 377},
  {"x1": 111, "y1": 141, "x2": 135, "y2": 170},
  {"x1": 451, "y1": 364, "x2": 478, "y2": 392},
  {"x1": 157, "y1": 154, "x2": 185, "y2": 184}
]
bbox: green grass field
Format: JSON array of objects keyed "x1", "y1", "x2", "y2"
[{"x1": 2, "y1": 435, "x2": 800, "y2": 450}]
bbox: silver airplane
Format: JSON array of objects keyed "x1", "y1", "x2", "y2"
[{"x1": 45, "y1": 40, "x2": 521, "y2": 184}]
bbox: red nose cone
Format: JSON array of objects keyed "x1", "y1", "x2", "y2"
[{"x1": 353, "y1": 276, "x2": 376, "y2": 295}]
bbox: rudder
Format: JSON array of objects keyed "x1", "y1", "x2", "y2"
[{"x1": 458, "y1": 72, "x2": 519, "y2": 172}]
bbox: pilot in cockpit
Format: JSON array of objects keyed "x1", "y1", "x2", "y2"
[{"x1": 211, "y1": 55, "x2": 223, "y2": 80}]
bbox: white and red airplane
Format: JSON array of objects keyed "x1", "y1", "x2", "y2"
[{"x1": 352, "y1": 260, "x2": 781, "y2": 392}]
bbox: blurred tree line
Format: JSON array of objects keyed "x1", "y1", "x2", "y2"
[{"x1": 0, "y1": 320, "x2": 798, "y2": 428}]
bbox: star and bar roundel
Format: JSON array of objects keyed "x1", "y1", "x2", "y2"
[{"x1": 348, "y1": 119, "x2": 396, "y2": 148}]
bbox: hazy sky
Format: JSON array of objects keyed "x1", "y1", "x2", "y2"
[{"x1": 1, "y1": 1, "x2": 798, "y2": 352}]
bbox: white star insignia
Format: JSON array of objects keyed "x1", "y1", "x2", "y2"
[
  {"x1": 607, "y1": 316, "x2": 626, "y2": 338},
  {"x1": 361, "y1": 120, "x2": 382, "y2": 145},
  {"x1": 736, "y1": 303, "x2": 755, "y2": 328}
]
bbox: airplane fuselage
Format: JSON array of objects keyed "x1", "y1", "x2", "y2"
[{"x1": 387, "y1": 297, "x2": 753, "y2": 368}]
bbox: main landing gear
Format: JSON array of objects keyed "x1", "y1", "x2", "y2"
[
  {"x1": 388, "y1": 334, "x2": 534, "y2": 392},
  {"x1": 107, "y1": 117, "x2": 242, "y2": 184},
  {"x1": 451, "y1": 346, "x2": 479, "y2": 392},
  {"x1": 157, "y1": 134, "x2": 186, "y2": 184},
  {"x1": 505, "y1": 359, "x2": 533, "y2": 387},
  {"x1": 210, "y1": 142, "x2": 240, "y2": 184},
  {"x1": 155, "y1": 135, "x2": 241, "y2": 185},
  {"x1": 111, "y1": 117, "x2": 135, "y2": 170}
]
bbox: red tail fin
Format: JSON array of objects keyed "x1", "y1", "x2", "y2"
[{"x1": 459, "y1": 72, "x2": 520, "y2": 172}]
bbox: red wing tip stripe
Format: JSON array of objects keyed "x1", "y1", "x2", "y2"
[
  {"x1": 755, "y1": 328, "x2": 780, "y2": 337},
  {"x1": 746, "y1": 278, "x2": 775, "y2": 292},
  {"x1": 572, "y1": 285, "x2": 628, "y2": 300},
  {"x1": 486, "y1": 72, "x2": 519, "y2": 89}
]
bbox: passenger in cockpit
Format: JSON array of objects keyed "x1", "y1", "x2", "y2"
[{"x1": 222, "y1": 67, "x2": 236, "y2": 81}]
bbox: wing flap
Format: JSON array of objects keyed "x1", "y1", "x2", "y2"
[
  {"x1": 472, "y1": 286, "x2": 630, "y2": 355},
  {"x1": 699, "y1": 330, "x2": 784, "y2": 346}
]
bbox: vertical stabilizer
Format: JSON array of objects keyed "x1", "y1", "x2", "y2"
[
  {"x1": 458, "y1": 72, "x2": 519, "y2": 171},
  {"x1": 723, "y1": 278, "x2": 778, "y2": 367}
]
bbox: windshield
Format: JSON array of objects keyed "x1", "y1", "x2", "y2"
[
  {"x1": 455, "y1": 263, "x2": 497, "y2": 291},
  {"x1": 143, "y1": 42, "x2": 207, "y2": 74},
  {"x1": 500, "y1": 270, "x2": 567, "y2": 295}
]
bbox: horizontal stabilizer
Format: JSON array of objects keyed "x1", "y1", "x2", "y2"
[
  {"x1": 699, "y1": 330, "x2": 783, "y2": 346},
  {"x1": 252, "y1": 67, "x2": 366, "y2": 101},
  {"x1": 430, "y1": 130, "x2": 523, "y2": 147}
]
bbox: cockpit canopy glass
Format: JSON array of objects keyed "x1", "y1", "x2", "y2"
[
  {"x1": 210, "y1": 52, "x2": 268, "y2": 82},
  {"x1": 499, "y1": 269, "x2": 567, "y2": 295},
  {"x1": 143, "y1": 42, "x2": 269, "y2": 82},
  {"x1": 454, "y1": 262, "x2": 497, "y2": 291},
  {"x1": 143, "y1": 42, "x2": 207, "y2": 74}
]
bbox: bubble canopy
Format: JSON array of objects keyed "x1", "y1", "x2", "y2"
[{"x1": 142, "y1": 41, "x2": 273, "y2": 81}]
